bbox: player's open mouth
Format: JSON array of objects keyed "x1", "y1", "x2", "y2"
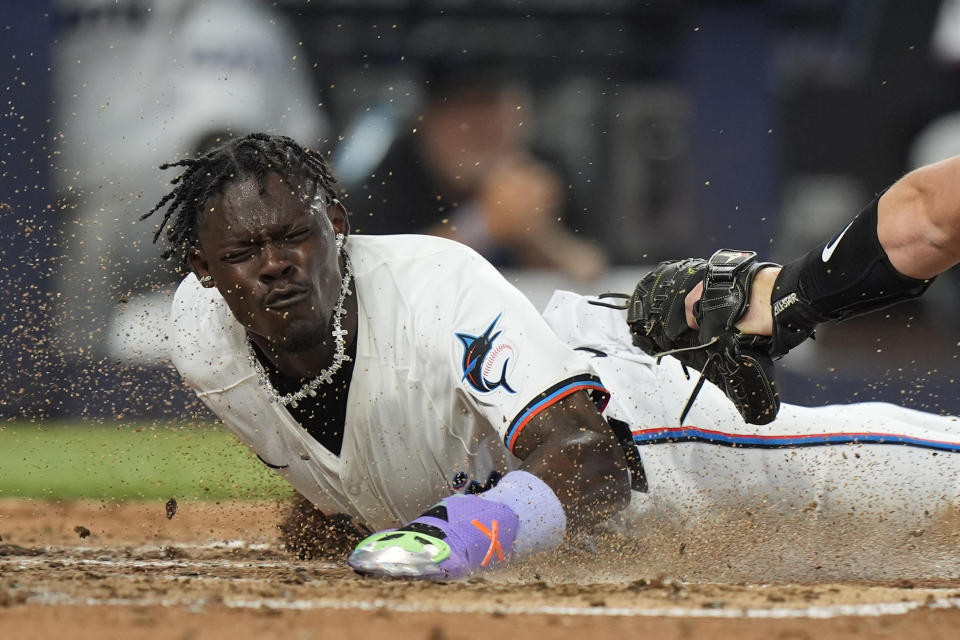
[{"x1": 264, "y1": 285, "x2": 310, "y2": 310}]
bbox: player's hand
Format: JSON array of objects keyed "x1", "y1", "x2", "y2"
[{"x1": 347, "y1": 493, "x2": 519, "y2": 580}]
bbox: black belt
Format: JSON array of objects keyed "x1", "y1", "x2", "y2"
[{"x1": 608, "y1": 417, "x2": 648, "y2": 492}]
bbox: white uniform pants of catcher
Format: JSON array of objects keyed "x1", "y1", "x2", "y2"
[{"x1": 543, "y1": 292, "x2": 960, "y2": 579}]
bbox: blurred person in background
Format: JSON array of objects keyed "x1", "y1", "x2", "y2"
[
  {"x1": 50, "y1": 0, "x2": 328, "y2": 399},
  {"x1": 346, "y1": 59, "x2": 608, "y2": 282}
]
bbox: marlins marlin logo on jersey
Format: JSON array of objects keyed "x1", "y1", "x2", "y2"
[{"x1": 456, "y1": 313, "x2": 516, "y2": 394}]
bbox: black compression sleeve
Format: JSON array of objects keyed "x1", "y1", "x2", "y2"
[{"x1": 770, "y1": 196, "x2": 933, "y2": 356}]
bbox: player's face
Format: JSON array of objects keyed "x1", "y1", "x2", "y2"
[{"x1": 190, "y1": 172, "x2": 348, "y2": 351}]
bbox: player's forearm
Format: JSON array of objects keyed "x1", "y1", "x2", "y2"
[
  {"x1": 510, "y1": 391, "x2": 632, "y2": 529},
  {"x1": 519, "y1": 428, "x2": 631, "y2": 530},
  {"x1": 878, "y1": 157, "x2": 960, "y2": 280}
]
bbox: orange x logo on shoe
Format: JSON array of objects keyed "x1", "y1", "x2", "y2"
[{"x1": 472, "y1": 518, "x2": 504, "y2": 567}]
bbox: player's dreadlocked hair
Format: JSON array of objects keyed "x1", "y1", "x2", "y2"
[{"x1": 142, "y1": 132, "x2": 338, "y2": 272}]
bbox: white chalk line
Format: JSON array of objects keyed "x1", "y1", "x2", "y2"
[
  {"x1": 5, "y1": 557, "x2": 288, "y2": 571},
  {"x1": 17, "y1": 587, "x2": 960, "y2": 620},
  {"x1": 9, "y1": 546, "x2": 960, "y2": 619},
  {"x1": 0, "y1": 540, "x2": 336, "y2": 573},
  {"x1": 20, "y1": 591, "x2": 960, "y2": 619},
  {"x1": 43, "y1": 539, "x2": 276, "y2": 553},
  {"x1": 218, "y1": 595, "x2": 960, "y2": 620}
]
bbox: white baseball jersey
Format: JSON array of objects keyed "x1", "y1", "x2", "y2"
[
  {"x1": 170, "y1": 235, "x2": 607, "y2": 530},
  {"x1": 171, "y1": 234, "x2": 960, "y2": 541}
]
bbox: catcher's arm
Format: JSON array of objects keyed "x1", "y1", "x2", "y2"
[
  {"x1": 684, "y1": 156, "x2": 960, "y2": 342},
  {"x1": 682, "y1": 157, "x2": 960, "y2": 352},
  {"x1": 348, "y1": 391, "x2": 630, "y2": 579}
]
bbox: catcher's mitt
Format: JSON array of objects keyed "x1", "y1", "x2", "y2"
[{"x1": 599, "y1": 249, "x2": 781, "y2": 425}]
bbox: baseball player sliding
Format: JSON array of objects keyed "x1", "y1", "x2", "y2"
[{"x1": 147, "y1": 133, "x2": 960, "y2": 580}]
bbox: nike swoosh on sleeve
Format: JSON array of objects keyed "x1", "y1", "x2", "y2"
[{"x1": 821, "y1": 219, "x2": 856, "y2": 262}]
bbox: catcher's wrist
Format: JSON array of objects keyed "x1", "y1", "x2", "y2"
[
  {"x1": 687, "y1": 266, "x2": 780, "y2": 335},
  {"x1": 733, "y1": 266, "x2": 780, "y2": 336}
]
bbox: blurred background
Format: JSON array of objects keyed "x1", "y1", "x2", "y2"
[{"x1": 3, "y1": 0, "x2": 960, "y2": 423}]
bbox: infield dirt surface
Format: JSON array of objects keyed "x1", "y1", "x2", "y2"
[{"x1": 3, "y1": 499, "x2": 960, "y2": 639}]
